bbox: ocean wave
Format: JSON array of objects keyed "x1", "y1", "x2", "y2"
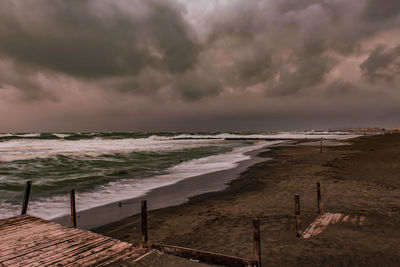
[
  {"x1": 0, "y1": 140, "x2": 281, "y2": 220},
  {"x1": 0, "y1": 137, "x2": 224, "y2": 162},
  {"x1": 0, "y1": 131, "x2": 360, "y2": 220},
  {"x1": 0, "y1": 131, "x2": 360, "y2": 162},
  {"x1": 171, "y1": 132, "x2": 359, "y2": 140}
]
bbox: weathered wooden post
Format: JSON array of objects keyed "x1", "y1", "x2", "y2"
[
  {"x1": 317, "y1": 182, "x2": 323, "y2": 214},
  {"x1": 253, "y1": 219, "x2": 261, "y2": 267},
  {"x1": 320, "y1": 137, "x2": 323, "y2": 153},
  {"x1": 295, "y1": 195, "x2": 302, "y2": 237},
  {"x1": 70, "y1": 189, "x2": 77, "y2": 228},
  {"x1": 141, "y1": 200, "x2": 148, "y2": 248},
  {"x1": 21, "y1": 181, "x2": 32, "y2": 215}
]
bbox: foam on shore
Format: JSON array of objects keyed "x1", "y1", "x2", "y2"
[{"x1": 1, "y1": 140, "x2": 282, "y2": 220}]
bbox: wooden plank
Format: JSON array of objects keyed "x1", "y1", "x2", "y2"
[
  {"x1": 0, "y1": 220, "x2": 51, "y2": 241},
  {"x1": 0, "y1": 228, "x2": 85, "y2": 256},
  {"x1": 0, "y1": 216, "x2": 47, "y2": 232},
  {"x1": 3, "y1": 234, "x2": 112, "y2": 266},
  {"x1": 0, "y1": 229, "x2": 91, "y2": 258},
  {"x1": 126, "y1": 249, "x2": 157, "y2": 264},
  {"x1": 36, "y1": 239, "x2": 117, "y2": 266},
  {"x1": 0, "y1": 219, "x2": 80, "y2": 246},
  {"x1": 69, "y1": 242, "x2": 139, "y2": 266},
  {"x1": 0, "y1": 215, "x2": 38, "y2": 227},
  {"x1": 302, "y1": 213, "x2": 365, "y2": 239},
  {"x1": 351, "y1": 215, "x2": 358, "y2": 224},
  {"x1": 302, "y1": 213, "x2": 334, "y2": 239},
  {"x1": 44, "y1": 238, "x2": 123, "y2": 266},
  {"x1": 331, "y1": 213, "x2": 343, "y2": 224},
  {"x1": 0, "y1": 215, "x2": 151, "y2": 266},
  {"x1": 0, "y1": 215, "x2": 43, "y2": 231},
  {"x1": 342, "y1": 215, "x2": 350, "y2": 222},
  {"x1": 359, "y1": 216, "x2": 366, "y2": 225},
  {"x1": 0, "y1": 220, "x2": 81, "y2": 242},
  {"x1": 0, "y1": 230, "x2": 106, "y2": 263},
  {"x1": 154, "y1": 244, "x2": 258, "y2": 267},
  {"x1": 41, "y1": 234, "x2": 140, "y2": 266}
]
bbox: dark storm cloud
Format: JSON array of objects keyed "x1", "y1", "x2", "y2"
[
  {"x1": 201, "y1": 0, "x2": 400, "y2": 96},
  {"x1": 203, "y1": 1, "x2": 342, "y2": 95},
  {"x1": 0, "y1": 0, "x2": 400, "y2": 111},
  {"x1": 0, "y1": 0, "x2": 199, "y2": 78},
  {"x1": 325, "y1": 81, "x2": 359, "y2": 96},
  {"x1": 172, "y1": 70, "x2": 222, "y2": 101},
  {"x1": 360, "y1": 45, "x2": 400, "y2": 83},
  {"x1": 268, "y1": 56, "x2": 337, "y2": 96},
  {"x1": 362, "y1": 0, "x2": 400, "y2": 21},
  {"x1": 0, "y1": 60, "x2": 59, "y2": 102}
]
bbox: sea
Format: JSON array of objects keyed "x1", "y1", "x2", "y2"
[{"x1": 0, "y1": 131, "x2": 359, "y2": 220}]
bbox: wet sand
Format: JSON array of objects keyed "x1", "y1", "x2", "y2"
[{"x1": 95, "y1": 134, "x2": 400, "y2": 266}]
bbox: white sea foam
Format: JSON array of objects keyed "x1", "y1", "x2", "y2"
[
  {"x1": 0, "y1": 136, "x2": 223, "y2": 161},
  {"x1": 0, "y1": 140, "x2": 282, "y2": 219},
  {"x1": 172, "y1": 132, "x2": 360, "y2": 140},
  {"x1": 52, "y1": 133, "x2": 71, "y2": 138},
  {"x1": 0, "y1": 133, "x2": 41, "y2": 138},
  {"x1": 15, "y1": 133, "x2": 41, "y2": 137}
]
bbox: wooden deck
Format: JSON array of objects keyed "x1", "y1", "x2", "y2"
[{"x1": 0, "y1": 215, "x2": 149, "y2": 266}]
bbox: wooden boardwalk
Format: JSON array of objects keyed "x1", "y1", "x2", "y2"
[{"x1": 0, "y1": 215, "x2": 149, "y2": 266}]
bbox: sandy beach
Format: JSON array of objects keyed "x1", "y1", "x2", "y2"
[{"x1": 94, "y1": 134, "x2": 400, "y2": 266}]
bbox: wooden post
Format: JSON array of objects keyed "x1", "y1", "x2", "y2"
[
  {"x1": 320, "y1": 137, "x2": 323, "y2": 153},
  {"x1": 21, "y1": 181, "x2": 32, "y2": 215},
  {"x1": 252, "y1": 219, "x2": 261, "y2": 267},
  {"x1": 294, "y1": 195, "x2": 302, "y2": 237},
  {"x1": 317, "y1": 182, "x2": 323, "y2": 214},
  {"x1": 141, "y1": 200, "x2": 148, "y2": 248},
  {"x1": 70, "y1": 189, "x2": 77, "y2": 228}
]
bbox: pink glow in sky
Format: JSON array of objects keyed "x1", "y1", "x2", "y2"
[{"x1": 1, "y1": 0, "x2": 400, "y2": 132}]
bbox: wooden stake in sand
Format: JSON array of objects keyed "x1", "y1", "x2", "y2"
[
  {"x1": 21, "y1": 180, "x2": 32, "y2": 215},
  {"x1": 320, "y1": 137, "x2": 323, "y2": 153},
  {"x1": 252, "y1": 219, "x2": 262, "y2": 267},
  {"x1": 141, "y1": 200, "x2": 148, "y2": 248},
  {"x1": 317, "y1": 182, "x2": 323, "y2": 214},
  {"x1": 70, "y1": 189, "x2": 77, "y2": 228},
  {"x1": 295, "y1": 195, "x2": 302, "y2": 237}
]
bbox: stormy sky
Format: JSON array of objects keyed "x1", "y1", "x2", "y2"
[{"x1": 0, "y1": 0, "x2": 400, "y2": 132}]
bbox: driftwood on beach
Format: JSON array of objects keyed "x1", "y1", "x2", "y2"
[{"x1": 152, "y1": 244, "x2": 258, "y2": 267}]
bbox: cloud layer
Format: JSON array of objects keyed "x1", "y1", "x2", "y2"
[{"x1": 0, "y1": 0, "x2": 400, "y2": 131}]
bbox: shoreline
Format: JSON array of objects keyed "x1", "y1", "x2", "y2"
[
  {"x1": 52, "y1": 141, "x2": 293, "y2": 229},
  {"x1": 91, "y1": 140, "x2": 297, "y2": 234},
  {"x1": 94, "y1": 134, "x2": 400, "y2": 266}
]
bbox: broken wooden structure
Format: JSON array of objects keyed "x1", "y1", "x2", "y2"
[
  {"x1": 302, "y1": 212, "x2": 366, "y2": 239},
  {"x1": 153, "y1": 244, "x2": 258, "y2": 267},
  {"x1": 0, "y1": 215, "x2": 149, "y2": 266}
]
